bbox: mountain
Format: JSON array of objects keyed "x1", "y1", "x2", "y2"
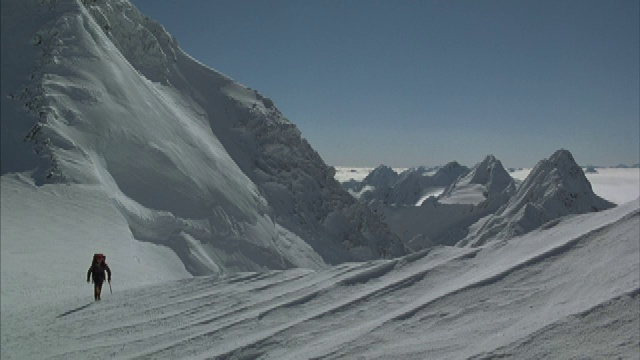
[
  {"x1": 0, "y1": 0, "x2": 404, "y2": 280},
  {"x1": 371, "y1": 156, "x2": 514, "y2": 250},
  {"x1": 388, "y1": 162, "x2": 469, "y2": 206},
  {"x1": 362, "y1": 165, "x2": 400, "y2": 189},
  {"x1": 439, "y1": 155, "x2": 516, "y2": 205},
  {"x1": 357, "y1": 162, "x2": 468, "y2": 206},
  {"x1": 351, "y1": 151, "x2": 614, "y2": 251},
  {"x1": 462, "y1": 149, "x2": 616, "y2": 247},
  {"x1": 342, "y1": 164, "x2": 399, "y2": 200}
]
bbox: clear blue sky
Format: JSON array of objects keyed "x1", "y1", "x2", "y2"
[{"x1": 131, "y1": 0, "x2": 639, "y2": 168}]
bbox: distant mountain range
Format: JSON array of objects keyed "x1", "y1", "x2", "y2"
[{"x1": 343, "y1": 150, "x2": 615, "y2": 250}]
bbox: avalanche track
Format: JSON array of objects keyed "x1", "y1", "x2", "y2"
[{"x1": 2, "y1": 201, "x2": 638, "y2": 359}]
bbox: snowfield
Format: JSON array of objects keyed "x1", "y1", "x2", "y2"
[{"x1": 2, "y1": 199, "x2": 638, "y2": 359}]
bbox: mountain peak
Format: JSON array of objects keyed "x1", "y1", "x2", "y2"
[
  {"x1": 463, "y1": 149, "x2": 615, "y2": 246},
  {"x1": 483, "y1": 154, "x2": 497, "y2": 163},
  {"x1": 1, "y1": 0, "x2": 405, "y2": 276},
  {"x1": 439, "y1": 154, "x2": 515, "y2": 205},
  {"x1": 549, "y1": 148, "x2": 575, "y2": 163},
  {"x1": 362, "y1": 165, "x2": 399, "y2": 188}
]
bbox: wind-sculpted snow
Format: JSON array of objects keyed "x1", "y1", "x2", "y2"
[
  {"x1": 1, "y1": 0, "x2": 403, "y2": 277},
  {"x1": 2, "y1": 201, "x2": 640, "y2": 359},
  {"x1": 471, "y1": 289, "x2": 640, "y2": 359},
  {"x1": 2, "y1": 200, "x2": 637, "y2": 359}
]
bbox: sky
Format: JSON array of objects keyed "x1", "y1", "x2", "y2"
[{"x1": 130, "y1": 0, "x2": 639, "y2": 168}]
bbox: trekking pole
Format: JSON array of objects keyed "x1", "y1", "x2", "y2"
[{"x1": 109, "y1": 281, "x2": 112, "y2": 294}]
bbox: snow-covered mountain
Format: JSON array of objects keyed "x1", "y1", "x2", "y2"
[
  {"x1": 362, "y1": 165, "x2": 400, "y2": 188},
  {"x1": 439, "y1": 154, "x2": 515, "y2": 205},
  {"x1": 1, "y1": 0, "x2": 404, "y2": 283},
  {"x1": 354, "y1": 162, "x2": 469, "y2": 206},
  {"x1": 341, "y1": 164, "x2": 399, "y2": 199},
  {"x1": 388, "y1": 162, "x2": 469, "y2": 206},
  {"x1": 462, "y1": 149, "x2": 616, "y2": 246},
  {"x1": 352, "y1": 151, "x2": 616, "y2": 252},
  {"x1": 369, "y1": 156, "x2": 513, "y2": 250}
]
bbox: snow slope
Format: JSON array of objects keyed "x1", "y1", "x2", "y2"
[
  {"x1": 2, "y1": 199, "x2": 638, "y2": 359},
  {"x1": 0, "y1": 173, "x2": 190, "y2": 313},
  {"x1": 1, "y1": 0, "x2": 403, "y2": 286}
]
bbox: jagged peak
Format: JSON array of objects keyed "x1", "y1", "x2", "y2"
[
  {"x1": 439, "y1": 154, "x2": 514, "y2": 205},
  {"x1": 470, "y1": 155, "x2": 509, "y2": 176},
  {"x1": 440, "y1": 161, "x2": 463, "y2": 171},
  {"x1": 362, "y1": 164, "x2": 399, "y2": 188},
  {"x1": 548, "y1": 148, "x2": 575, "y2": 163},
  {"x1": 526, "y1": 148, "x2": 588, "y2": 187},
  {"x1": 520, "y1": 149, "x2": 608, "y2": 209},
  {"x1": 481, "y1": 154, "x2": 497, "y2": 163},
  {"x1": 463, "y1": 149, "x2": 615, "y2": 246},
  {"x1": 370, "y1": 164, "x2": 396, "y2": 174}
]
